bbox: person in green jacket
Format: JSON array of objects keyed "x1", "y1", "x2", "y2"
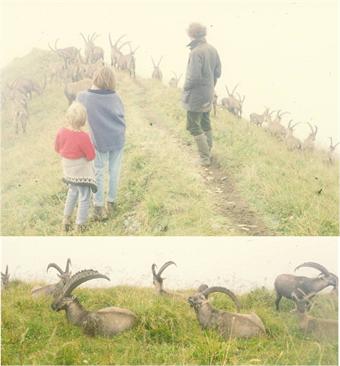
[{"x1": 182, "y1": 22, "x2": 222, "y2": 166}]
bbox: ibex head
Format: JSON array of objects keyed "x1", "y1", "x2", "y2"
[
  {"x1": 295, "y1": 262, "x2": 338, "y2": 289},
  {"x1": 151, "y1": 261, "x2": 176, "y2": 292},
  {"x1": 47, "y1": 258, "x2": 72, "y2": 282}
]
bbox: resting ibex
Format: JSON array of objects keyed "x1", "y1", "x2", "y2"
[
  {"x1": 151, "y1": 57, "x2": 163, "y2": 80},
  {"x1": 64, "y1": 78, "x2": 92, "y2": 105},
  {"x1": 274, "y1": 262, "x2": 338, "y2": 311},
  {"x1": 31, "y1": 258, "x2": 72, "y2": 298},
  {"x1": 48, "y1": 39, "x2": 80, "y2": 69},
  {"x1": 151, "y1": 261, "x2": 176, "y2": 295},
  {"x1": 51, "y1": 269, "x2": 137, "y2": 337},
  {"x1": 267, "y1": 110, "x2": 288, "y2": 139},
  {"x1": 168, "y1": 72, "x2": 182, "y2": 88},
  {"x1": 80, "y1": 33, "x2": 104, "y2": 64},
  {"x1": 302, "y1": 123, "x2": 318, "y2": 151},
  {"x1": 327, "y1": 137, "x2": 340, "y2": 164},
  {"x1": 188, "y1": 285, "x2": 265, "y2": 338},
  {"x1": 285, "y1": 120, "x2": 302, "y2": 150},
  {"x1": 108, "y1": 34, "x2": 129, "y2": 68},
  {"x1": 249, "y1": 108, "x2": 273, "y2": 127},
  {"x1": 1, "y1": 265, "x2": 10, "y2": 289}
]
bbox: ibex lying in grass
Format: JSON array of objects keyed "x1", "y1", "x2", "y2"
[
  {"x1": 267, "y1": 110, "x2": 288, "y2": 140},
  {"x1": 188, "y1": 285, "x2": 266, "y2": 338},
  {"x1": 327, "y1": 137, "x2": 340, "y2": 164},
  {"x1": 31, "y1": 259, "x2": 72, "y2": 298},
  {"x1": 302, "y1": 123, "x2": 318, "y2": 151},
  {"x1": 80, "y1": 33, "x2": 104, "y2": 64},
  {"x1": 51, "y1": 269, "x2": 137, "y2": 337},
  {"x1": 1, "y1": 265, "x2": 10, "y2": 289},
  {"x1": 152, "y1": 261, "x2": 176, "y2": 295},
  {"x1": 168, "y1": 72, "x2": 182, "y2": 88},
  {"x1": 64, "y1": 78, "x2": 92, "y2": 105},
  {"x1": 285, "y1": 120, "x2": 302, "y2": 150},
  {"x1": 49, "y1": 39, "x2": 80, "y2": 69},
  {"x1": 249, "y1": 108, "x2": 273, "y2": 127},
  {"x1": 151, "y1": 57, "x2": 163, "y2": 80},
  {"x1": 274, "y1": 262, "x2": 338, "y2": 311}
]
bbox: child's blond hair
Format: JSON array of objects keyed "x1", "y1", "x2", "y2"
[
  {"x1": 92, "y1": 66, "x2": 116, "y2": 91},
  {"x1": 65, "y1": 102, "x2": 87, "y2": 130}
]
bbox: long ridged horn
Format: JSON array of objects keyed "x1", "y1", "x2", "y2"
[
  {"x1": 80, "y1": 33, "x2": 88, "y2": 44},
  {"x1": 47, "y1": 263, "x2": 64, "y2": 274},
  {"x1": 295, "y1": 262, "x2": 330, "y2": 276},
  {"x1": 65, "y1": 258, "x2": 72, "y2": 273},
  {"x1": 151, "y1": 264, "x2": 158, "y2": 277},
  {"x1": 231, "y1": 83, "x2": 239, "y2": 95},
  {"x1": 118, "y1": 40, "x2": 130, "y2": 51},
  {"x1": 157, "y1": 57, "x2": 163, "y2": 67},
  {"x1": 114, "y1": 34, "x2": 126, "y2": 47},
  {"x1": 151, "y1": 57, "x2": 156, "y2": 67},
  {"x1": 157, "y1": 261, "x2": 176, "y2": 277},
  {"x1": 202, "y1": 286, "x2": 241, "y2": 312},
  {"x1": 63, "y1": 269, "x2": 110, "y2": 297}
]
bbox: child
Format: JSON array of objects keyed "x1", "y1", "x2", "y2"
[{"x1": 55, "y1": 102, "x2": 97, "y2": 232}]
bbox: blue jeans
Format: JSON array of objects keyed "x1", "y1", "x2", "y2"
[
  {"x1": 94, "y1": 149, "x2": 124, "y2": 207},
  {"x1": 64, "y1": 184, "x2": 91, "y2": 225}
]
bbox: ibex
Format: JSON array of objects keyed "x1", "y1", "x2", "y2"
[
  {"x1": 249, "y1": 108, "x2": 273, "y2": 127},
  {"x1": 188, "y1": 285, "x2": 265, "y2": 338},
  {"x1": 267, "y1": 110, "x2": 288, "y2": 139},
  {"x1": 302, "y1": 123, "x2": 318, "y2": 151},
  {"x1": 108, "y1": 34, "x2": 129, "y2": 68},
  {"x1": 49, "y1": 39, "x2": 80, "y2": 68},
  {"x1": 51, "y1": 269, "x2": 137, "y2": 337},
  {"x1": 10, "y1": 99, "x2": 29, "y2": 134},
  {"x1": 151, "y1": 261, "x2": 176, "y2": 295},
  {"x1": 327, "y1": 137, "x2": 340, "y2": 164},
  {"x1": 31, "y1": 259, "x2": 72, "y2": 298},
  {"x1": 151, "y1": 57, "x2": 163, "y2": 80},
  {"x1": 168, "y1": 72, "x2": 182, "y2": 88},
  {"x1": 274, "y1": 262, "x2": 338, "y2": 311},
  {"x1": 11, "y1": 77, "x2": 46, "y2": 99},
  {"x1": 221, "y1": 84, "x2": 242, "y2": 118},
  {"x1": 80, "y1": 33, "x2": 104, "y2": 64},
  {"x1": 285, "y1": 120, "x2": 302, "y2": 150},
  {"x1": 64, "y1": 78, "x2": 92, "y2": 105},
  {"x1": 79, "y1": 60, "x2": 104, "y2": 80},
  {"x1": 1, "y1": 265, "x2": 10, "y2": 289},
  {"x1": 116, "y1": 44, "x2": 139, "y2": 78}
]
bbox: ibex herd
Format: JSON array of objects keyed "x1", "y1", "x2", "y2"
[{"x1": 2, "y1": 259, "x2": 337, "y2": 342}]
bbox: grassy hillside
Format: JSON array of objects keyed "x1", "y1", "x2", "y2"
[
  {"x1": 1, "y1": 282, "x2": 337, "y2": 365},
  {"x1": 1, "y1": 49, "x2": 339, "y2": 235}
]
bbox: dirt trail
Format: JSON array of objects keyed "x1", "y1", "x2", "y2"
[{"x1": 141, "y1": 106, "x2": 272, "y2": 236}]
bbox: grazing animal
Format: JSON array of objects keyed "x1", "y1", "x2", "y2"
[
  {"x1": 51, "y1": 269, "x2": 137, "y2": 337},
  {"x1": 1, "y1": 265, "x2": 10, "y2": 289},
  {"x1": 31, "y1": 259, "x2": 72, "y2": 298},
  {"x1": 151, "y1": 57, "x2": 163, "y2": 80},
  {"x1": 151, "y1": 261, "x2": 176, "y2": 295},
  {"x1": 64, "y1": 78, "x2": 92, "y2": 105},
  {"x1": 188, "y1": 285, "x2": 265, "y2": 338},
  {"x1": 80, "y1": 33, "x2": 104, "y2": 64},
  {"x1": 274, "y1": 262, "x2": 338, "y2": 311},
  {"x1": 327, "y1": 137, "x2": 340, "y2": 164},
  {"x1": 49, "y1": 39, "x2": 80, "y2": 68},
  {"x1": 168, "y1": 72, "x2": 182, "y2": 88},
  {"x1": 285, "y1": 120, "x2": 302, "y2": 150},
  {"x1": 302, "y1": 123, "x2": 318, "y2": 151}
]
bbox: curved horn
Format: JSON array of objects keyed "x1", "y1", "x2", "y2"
[
  {"x1": 114, "y1": 34, "x2": 127, "y2": 47},
  {"x1": 307, "y1": 122, "x2": 314, "y2": 133},
  {"x1": 108, "y1": 33, "x2": 113, "y2": 48},
  {"x1": 151, "y1": 57, "x2": 156, "y2": 67},
  {"x1": 118, "y1": 40, "x2": 130, "y2": 51},
  {"x1": 157, "y1": 57, "x2": 163, "y2": 66},
  {"x1": 65, "y1": 258, "x2": 72, "y2": 273},
  {"x1": 202, "y1": 286, "x2": 241, "y2": 312},
  {"x1": 63, "y1": 269, "x2": 110, "y2": 297},
  {"x1": 47, "y1": 263, "x2": 64, "y2": 274},
  {"x1": 231, "y1": 83, "x2": 239, "y2": 95},
  {"x1": 151, "y1": 263, "x2": 158, "y2": 277},
  {"x1": 157, "y1": 261, "x2": 176, "y2": 277},
  {"x1": 295, "y1": 262, "x2": 330, "y2": 276},
  {"x1": 80, "y1": 33, "x2": 88, "y2": 44},
  {"x1": 313, "y1": 125, "x2": 318, "y2": 136}
]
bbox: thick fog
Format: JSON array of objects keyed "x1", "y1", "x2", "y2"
[
  {"x1": 0, "y1": 0, "x2": 338, "y2": 149},
  {"x1": 1, "y1": 237, "x2": 337, "y2": 293}
]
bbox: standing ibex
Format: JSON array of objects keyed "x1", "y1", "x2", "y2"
[
  {"x1": 11, "y1": 77, "x2": 46, "y2": 99},
  {"x1": 10, "y1": 99, "x2": 29, "y2": 134},
  {"x1": 151, "y1": 57, "x2": 163, "y2": 80},
  {"x1": 48, "y1": 39, "x2": 80, "y2": 69},
  {"x1": 267, "y1": 110, "x2": 289, "y2": 140},
  {"x1": 221, "y1": 84, "x2": 243, "y2": 118},
  {"x1": 151, "y1": 261, "x2": 176, "y2": 295},
  {"x1": 274, "y1": 262, "x2": 338, "y2": 311},
  {"x1": 51, "y1": 269, "x2": 137, "y2": 337},
  {"x1": 64, "y1": 78, "x2": 92, "y2": 105},
  {"x1": 249, "y1": 108, "x2": 273, "y2": 127},
  {"x1": 285, "y1": 120, "x2": 302, "y2": 150},
  {"x1": 31, "y1": 259, "x2": 72, "y2": 298},
  {"x1": 116, "y1": 44, "x2": 139, "y2": 78},
  {"x1": 1, "y1": 265, "x2": 10, "y2": 289},
  {"x1": 168, "y1": 72, "x2": 182, "y2": 88},
  {"x1": 302, "y1": 123, "x2": 318, "y2": 151},
  {"x1": 327, "y1": 137, "x2": 340, "y2": 164},
  {"x1": 80, "y1": 33, "x2": 104, "y2": 64},
  {"x1": 188, "y1": 285, "x2": 265, "y2": 338},
  {"x1": 108, "y1": 34, "x2": 129, "y2": 68}
]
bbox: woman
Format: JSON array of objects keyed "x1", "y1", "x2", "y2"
[{"x1": 77, "y1": 66, "x2": 126, "y2": 220}]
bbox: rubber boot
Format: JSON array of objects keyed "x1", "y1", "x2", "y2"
[
  {"x1": 194, "y1": 134, "x2": 211, "y2": 167},
  {"x1": 62, "y1": 216, "x2": 72, "y2": 232},
  {"x1": 204, "y1": 130, "x2": 213, "y2": 152}
]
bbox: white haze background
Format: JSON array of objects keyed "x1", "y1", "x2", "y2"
[{"x1": 0, "y1": 0, "x2": 338, "y2": 149}]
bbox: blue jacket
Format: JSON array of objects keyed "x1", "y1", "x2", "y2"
[{"x1": 77, "y1": 89, "x2": 126, "y2": 152}]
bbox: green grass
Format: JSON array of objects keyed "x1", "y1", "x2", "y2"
[
  {"x1": 1, "y1": 283, "x2": 337, "y2": 365},
  {"x1": 1, "y1": 49, "x2": 339, "y2": 235}
]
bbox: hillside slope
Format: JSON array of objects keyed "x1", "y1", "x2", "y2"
[
  {"x1": 1, "y1": 283, "x2": 338, "y2": 365},
  {"x1": 1, "y1": 49, "x2": 339, "y2": 235}
]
